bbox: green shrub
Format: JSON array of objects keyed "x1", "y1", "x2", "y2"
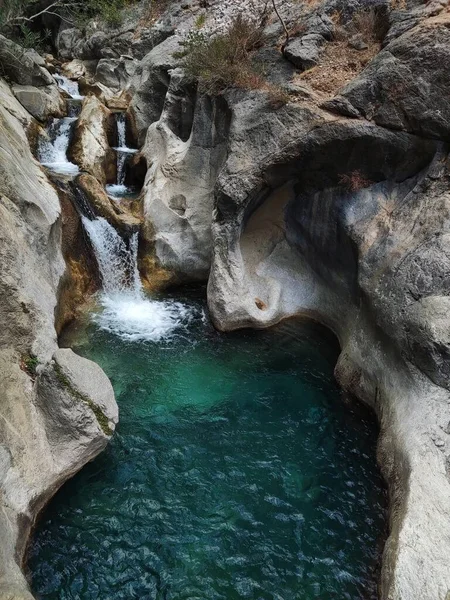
[
  {"x1": 89, "y1": 0, "x2": 125, "y2": 27},
  {"x1": 177, "y1": 16, "x2": 289, "y2": 107},
  {"x1": 181, "y1": 16, "x2": 265, "y2": 94},
  {"x1": 195, "y1": 12, "x2": 206, "y2": 29},
  {"x1": 21, "y1": 353, "x2": 39, "y2": 377}
]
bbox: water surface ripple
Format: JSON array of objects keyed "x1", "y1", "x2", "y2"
[{"x1": 29, "y1": 291, "x2": 386, "y2": 600}]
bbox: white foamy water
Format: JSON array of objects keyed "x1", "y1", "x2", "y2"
[
  {"x1": 82, "y1": 216, "x2": 194, "y2": 341},
  {"x1": 39, "y1": 117, "x2": 79, "y2": 175},
  {"x1": 95, "y1": 294, "x2": 195, "y2": 342},
  {"x1": 106, "y1": 184, "x2": 130, "y2": 198},
  {"x1": 110, "y1": 113, "x2": 139, "y2": 193},
  {"x1": 54, "y1": 74, "x2": 84, "y2": 100}
]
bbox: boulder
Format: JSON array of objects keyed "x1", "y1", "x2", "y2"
[
  {"x1": 284, "y1": 33, "x2": 327, "y2": 71},
  {"x1": 62, "y1": 58, "x2": 86, "y2": 79},
  {"x1": 0, "y1": 34, "x2": 54, "y2": 86},
  {"x1": 82, "y1": 31, "x2": 109, "y2": 59},
  {"x1": 306, "y1": 12, "x2": 335, "y2": 39},
  {"x1": 106, "y1": 91, "x2": 132, "y2": 111},
  {"x1": 334, "y1": 13, "x2": 450, "y2": 140},
  {"x1": 69, "y1": 95, "x2": 115, "y2": 184},
  {"x1": 12, "y1": 83, "x2": 64, "y2": 121},
  {"x1": 129, "y1": 35, "x2": 183, "y2": 145},
  {"x1": 95, "y1": 57, "x2": 137, "y2": 91},
  {"x1": 77, "y1": 173, "x2": 141, "y2": 233},
  {"x1": 57, "y1": 27, "x2": 83, "y2": 59},
  {"x1": 37, "y1": 348, "x2": 118, "y2": 445},
  {"x1": 78, "y1": 77, "x2": 115, "y2": 103}
]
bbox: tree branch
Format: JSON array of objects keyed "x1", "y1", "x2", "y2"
[
  {"x1": 2, "y1": 1, "x2": 84, "y2": 28},
  {"x1": 271, "y1": 0, "x2": 289, "y2": 51}
]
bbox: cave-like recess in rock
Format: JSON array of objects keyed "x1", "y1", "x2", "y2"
[{"x1": 29, "y1": 290, "x2": 387, "y2": 600}]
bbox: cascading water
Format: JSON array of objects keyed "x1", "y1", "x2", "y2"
[
  {"x1": 106, "y1": 113, "x2": 138, "y2": 199},
  {"x1": 82, "y1": 216, "x2": 193, "y2": 341},
  {"x1": 38, "y1": 74, "x2": 83, "y2": 176},
  {"x1": 54, "y1": 74, "x2": 84, "y2": 100},
  {"x1": 38, "y1": 117, "x2": 79, "y2": 176},
  {"x1": 82, "y1": 217, "x2": 141, "y2": 296}
]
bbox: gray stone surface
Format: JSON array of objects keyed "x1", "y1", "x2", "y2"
[
  {"x1": 205, "y1": 83, "x2": 450, "y2": 599},
  {"x1": 335, "y1": 12, "x2": 450, "y2": 140},
  {"x1": 12, "y1": 83, "x2": 64, "y2": 121},
  {"x1": 129, "y1": 35, "x2": 183, "y2": 145},
  {"x1": 69, "y1": 95, "x2": 115, "y2": 184},
  {"x1": 141, "y1": 69, "x2": 230, "y2": 281},
  {"x1": 95, "y1": 57, "x2": 137, "y2": 91},
  {"x1": 0, "y1": 79, "x2": 118, "y2": 599},
  {"x1": 284, "y1": 33, "x2": 326, "y2": 70},
  {"x1": 56, "y1": 28, "x2": 83, "y2": 60},
  {"x1": 0, "y1": 35, "x2": 54, "y2": 87}
]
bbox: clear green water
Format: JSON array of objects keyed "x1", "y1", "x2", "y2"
[{"x1": 28, "y1": 290, "x2": 386, "y2": 600}]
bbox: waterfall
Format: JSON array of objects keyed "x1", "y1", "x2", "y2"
[
  {"x1": 39, "y1": 117, "x2": 79, "y2": 176},
  {"x1": 54, "y1": 74, "x2": 84, "y2": 100},
  {"x1": 82, "y1": 216, "x2": 194, "y2": 341},
  {"x1": 117, "y1": 113, "x2": 127, "y2": 149},
  {"x1": 107, "y1": 113, "x2": 138, "y2": 198},
  {"x1": 82, "y1": 217, "x2": 142, "y2": 297}
]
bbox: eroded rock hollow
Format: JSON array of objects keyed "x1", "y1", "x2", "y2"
[{"x1": 0, "y1": 0, "x2": 449, "y2": 598}]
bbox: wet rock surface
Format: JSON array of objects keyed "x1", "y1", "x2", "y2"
[
  {"x1": 0, "y1": 81, "x2": 118, "y2": 598},
  {"x1": 1, "y1": 0, "x2": 450, "y2": 597}
]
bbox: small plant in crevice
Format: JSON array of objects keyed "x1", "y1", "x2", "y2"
[
  {"x1": 338, "y1": 170, "x2": 373, "y2": 192},
  {"x1": 176, "y1": 16, "x2": 289, "y2": 107},
  {"x1": 20, "y1": 353, "x2": 39, "y2": 378},
  {"x1": 195, "y1": 12, "x2": 206, "y2": 29}
]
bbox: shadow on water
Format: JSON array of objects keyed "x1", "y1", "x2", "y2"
[{"x1": 28, "y1": 286, "x2": 387, "y2": 600}]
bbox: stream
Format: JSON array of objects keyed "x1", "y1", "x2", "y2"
[{"x1": 29, "y1": 76, "x2": 387, "y2": 600}]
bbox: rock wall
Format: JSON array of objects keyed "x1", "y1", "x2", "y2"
[
  {"x1": 0, "y1": 79, "x2": 118, "y2": 599},
  {"x1": 1, "y1": 0, "x2": 449, "y2": 598},
  {"x1": 206, "y1": 70, "x2": 450, "y2": 600},
  {"x1": 140, "y1": 70, "x2": 231, "y2": 282},
  {"x1": 124, "y1": 4, "x2": 450, "y2": 595}
]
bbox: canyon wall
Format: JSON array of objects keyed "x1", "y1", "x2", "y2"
[
  {"x1": 0, "y1": 61, "x2": 118, "y2": 600},
  {"x1": 1, "y1": 0, "x2": 450, "y2": 598}
]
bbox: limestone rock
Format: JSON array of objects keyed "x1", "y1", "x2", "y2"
[
  {"x1": 57, "y1": 28, "x2": 83, "y2": 60},
  {"x1": 141, "y1": 69, "x2": 230, "y2": 281},
  {"x1": 0, "y1": 81, "x2": 118, "y2": 598},
  {"x1": 37, "y1": 348, "x2": 118, "y2": 446},
  {"x1": 0, "y1": 35, "x2": 54, "y2": 87},
  {"x1": 335, "y1": 13, "x2": 450, "y2": 140},
  {"x1": 129, "y1": 35, "x2": 183, "y2": 145},
  {"x1": 62, "y1": 58, "x2": 86, "y2": 79},
  {"x1": 12, "y1": 83, "x2": 64, "y2": 121},
  {"x1": 69, "y1": 95, "x2": 115, "y2": 184},
  {"x1": 78, "y1": 77, "x2": 115, "y2": 103},
  {"x1": 131, "y1": 23, "x2": 175, "y2": 59},
  {"x1": 95, "y1": 57, "x2": 137, "y2": 91},
  {"x1": 284, "y1": 33, "x2": 327, "y2": 71},
  {"x1": 404, "y1": 295, "x2": 450, "y2": 390},
  {"x1": 77, "y1": 173, "x2": 141, "y2": 233},
  {"x1": 206, "y1": 82, "x2": 450, "y2": 600}
]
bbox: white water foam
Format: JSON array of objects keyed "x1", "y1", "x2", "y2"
[
  {"x1": 39, "y1": 117, "x2": 79, "y2": 175},
  {"x1": 96, "y1": 294, "x2": 194, "y2": 342},
  {"x1": 54, "y1": 74, "x2": 84, "y2": 100},
  {"x1": 109, "y1": 113, "x2": 139, "y2": 193},
  {"x1": 106, "y1": 184, "x2": 130, "y2": 198},
  {"x1": 82, "y1": 216, "x2": 194, "y2": 341}
]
